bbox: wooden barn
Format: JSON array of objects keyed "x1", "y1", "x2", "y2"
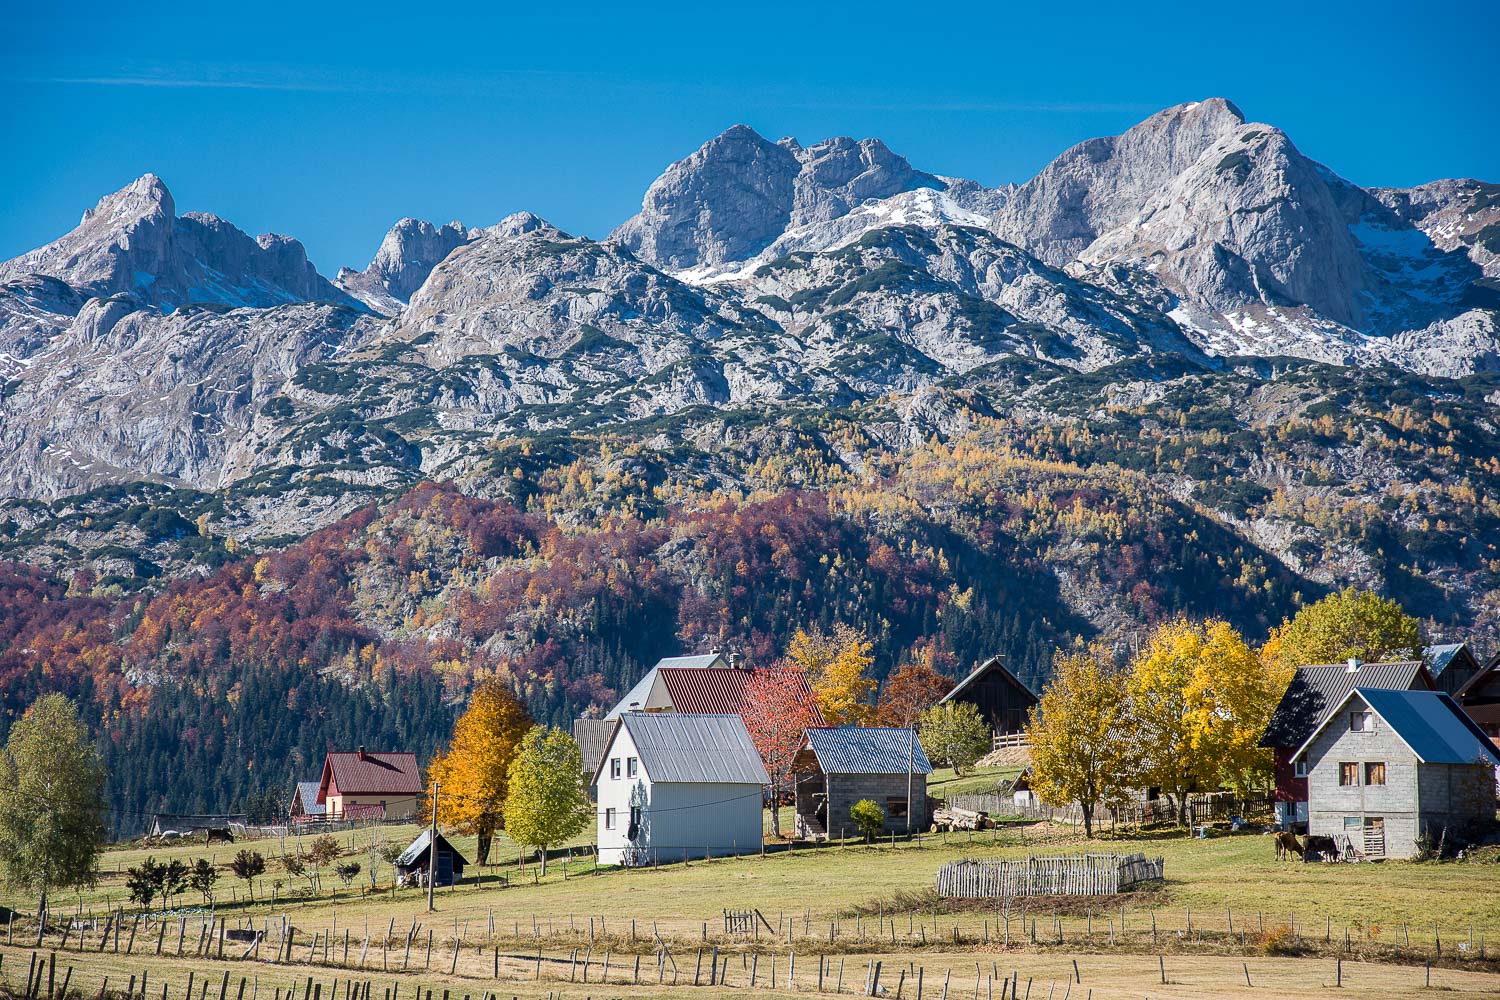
[
  {"x1": 1455, "y1": 652, "x2": 1500, "y2": 745},
  {"x1": 792, "y1": 727, "x2": 932, "y2": 839},
  {"x1": 395, "y1": 830, "x2": 469, "y2": 887},
  {"x1": 937, "y1": 656, "x2": 1037, "y2": 736}
]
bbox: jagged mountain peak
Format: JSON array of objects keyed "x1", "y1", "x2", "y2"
[
  {"x1": 0, "y1": 173, "x2": 353, "y2": 313},
  {"x1": 79, "y1": 172, "x2": 175, "y2": 229}
]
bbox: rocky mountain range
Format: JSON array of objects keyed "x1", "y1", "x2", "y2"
[
  {"x1": 3, "y1": 97, "x2": 1500, "y2": 817},
  {"x1": 1, "y1": 96, "x2": 1497, "y2": 588}
]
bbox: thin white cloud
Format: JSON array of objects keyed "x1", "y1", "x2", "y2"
[{"x1": 24, "y1": 75, "x2": 359, "y2": 93}]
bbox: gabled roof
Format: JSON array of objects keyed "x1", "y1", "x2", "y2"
[
  {"x1": 1294, "y1": 688, "x2": 1500, "y2": 766},
  {"x1": 594, "y1": 713, "x2": 770, "y2": 785},
  {"x1": 603, "y1": 653, "x2": 729, "y2": 719},
  {"x1": 805, "y1": 727, "x2": 933, "y2": 775},
  {"x1": 654, "y1": 654, "x2": 729, "y2": 670},
  {"x1": 605, "y1": 661, "x2": 822, "y2": 721},
  {"x1": 395, "y1": 829, "x2": 469, "y2": 869},
  {"x1": 294, "y1": 781, "x2": 325, "y2": 815},
  {"x1": 574, "y1": 718, "x2": 614, "y2": 776},
  {"x1": 1456, "y1": 650, "x2": 1500, "y2": 699},
  {"x1": 938, "y1": 656, "x2": 1037, "y2": 706},
  {"x1": 1259, "y1": 660, "x2": 1430, "y2": 749},
  {"x1": 318, "y1": 750, "x2": 422, "y2": 802},
  {"x1": 1426, "y1": 643, "x2": 1470, "y2": 678}
]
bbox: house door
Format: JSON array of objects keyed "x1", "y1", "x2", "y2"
[{"x1": 1363, "y1": 817, "x2": 1385, "y2": 858}]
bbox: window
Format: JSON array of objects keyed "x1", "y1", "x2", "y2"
[
  {"x1": 610, "y1": 758, "x2": 621, "y2": 780},
  {"x1": 1349, "y1": 711, "x2": 1374, "y2": 733},
  {"x1": 1364, "y1": 762, "x2": 1386, "y2": 785},
  {"x1": 1343, "y1": 817, "x2": 1361, "y2": 833},
  {"x1": 886, "y1": 797, "x2": 908, "y2": 819},
  {"x1": 604, "y1": 807, "x2": 616, "y2": 830},
  {"x1": 1338, "y1": 762, "x2": 1359, "y2": 786},
  {"x1": 627, "y1": 757, "x2": 638, "y2": 778},
  {"x1": 1293, "y1": 758, "x2": 1309, "y2": 778}
]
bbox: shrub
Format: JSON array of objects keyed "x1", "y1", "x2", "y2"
[{"x1": 850, "y1": 799, "x2": 885, "y2": 841}]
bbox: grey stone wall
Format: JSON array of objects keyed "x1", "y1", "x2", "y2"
[
  {"x1": 1304, "y1": 693, "x2": 1420, "y2": 857},
  {"x1": 826, "y1": 773, "x2": 928, "y2": 835}
]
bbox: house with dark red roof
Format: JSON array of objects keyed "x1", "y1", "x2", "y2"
[
  {"x1": 602, "y1": 654, "x2": 822, "y2": 724},
  {"x1": 317, "y1": 747, "x2": 423, "y2": 821}
]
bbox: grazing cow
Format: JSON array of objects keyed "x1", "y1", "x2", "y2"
[
  {"x1": 1274, "y1": 830, "x2": 1304, "y2": 860},
  {"x1": 1303, "y1": 835, "x2": 1340, "y2": 862},
  {"x1": 206, "y1": 827, "x2": 234, "y2": 844}
]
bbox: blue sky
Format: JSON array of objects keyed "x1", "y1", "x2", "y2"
[{"x1": 3, "y1": 2, "x2": 1497, "y2": 274}]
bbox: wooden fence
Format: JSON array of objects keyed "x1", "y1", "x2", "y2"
[
  {"x1": 936, "y1": 853, "x2": 1166, "y2": 899},
  {"x1": 947, "y1": 792, "x2": 1241, "y2": 828}
]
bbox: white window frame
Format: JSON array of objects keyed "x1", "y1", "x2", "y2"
[
  {"x1": 610, "y1": 758, "x2": 621, "y2": 780},
  {"x1": 627, "y1": 757, "x2": 638, "y2": 778},
  {"x1": 604, "y1": 807, "x2": 616, "y2": 830},
  {"x1": 1293, "y1": 758, "x2": 1309, "y2": 778}
]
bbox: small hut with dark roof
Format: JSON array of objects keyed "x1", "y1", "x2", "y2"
[{"x1": 395, "y1": 830, "x2": 469, "y2": 887}]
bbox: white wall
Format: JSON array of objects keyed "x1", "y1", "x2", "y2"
[{"x1": 595, "y1": 723, "x2": 764, "y2": 866}]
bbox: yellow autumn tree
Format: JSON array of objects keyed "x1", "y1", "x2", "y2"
[
  {"x1": 1128, "y1": 617, "x2": 1284, "y2": 824},
  {"x1": 786, "y1": 623, "x2": 875, "y2": 725},
  {"x1": 426, "y1": 679, "x2": 533, "y2": 865},
  {"x1": 1261, "y1": 587, "x2": 1424, "y2": 674},
  {"x1": 1027, "y1": 647, "x2": 1133, "y2": 838}
]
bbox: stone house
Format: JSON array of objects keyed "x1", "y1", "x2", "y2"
[
  {"x1": 792, "y1": 727, "x2": 932, "y2": 839},
  {"x1": 1259, "y1": 658, "x2": 1433, "y2": 830},
  {"x1": 1297, "y1": 687, "x2": 1500, "y2": 859}
]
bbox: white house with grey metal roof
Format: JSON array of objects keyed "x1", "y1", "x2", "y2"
[
  {"x1": 592, "y1": 712, "x2": 769, "y2": 866},
  {"x1": 1299, "y1": 687, "x2": 1500, "y2": 859}
]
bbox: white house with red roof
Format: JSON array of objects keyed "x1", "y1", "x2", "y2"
[{"x1": 317, "y1": 746, "x2": 423, "y2": 820}]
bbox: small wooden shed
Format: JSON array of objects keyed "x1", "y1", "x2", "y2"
[{"x1": 395, "y1": 830, "x2": 469, "y2": 887}]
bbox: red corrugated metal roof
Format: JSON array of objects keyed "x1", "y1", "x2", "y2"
[
  {"x1": 658, "y1": 667, "x2": 823, "y2": 722},
  {"x1": 318, "y1": 750, "x2": 422, "y2": 802}
]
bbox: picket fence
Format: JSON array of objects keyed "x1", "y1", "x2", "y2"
[
  {"x1": 935, "y1": 852, "x2": 1165, "y2": 899},
  {"x1": 947, "y1": 792, "x2": 1238, "y2": 828}
]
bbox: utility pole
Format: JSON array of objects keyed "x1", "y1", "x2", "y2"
[
  {"x1": 427, "y1": 780, "x2": 438, "y2": 912},
  {"x1": 906, "y1": 725, "x2": 916, "y2": 834}
]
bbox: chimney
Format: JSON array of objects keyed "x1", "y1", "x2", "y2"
[
  {"x1": 357, "y1": 746, "x2": 367, "y2": 761},
  {"x1": 1346, "y1": 657, "x2": 1361, "y2": 674}
]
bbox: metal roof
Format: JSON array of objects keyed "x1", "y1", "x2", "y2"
[
  {"x1": 653, "y1": 654, "x2": 728, "y2": 670},
  {"x1": 574, "y1": 718, "x2": 614, "y2": 776},
  {"x1": 1426, "y1": 643, "x2": 1468, "y2": 677},
  {"x1": 394, "y1": 829, "x2": 469, "y2": 869},
  {"x1": 295, "y1": 781, "x2": 325, "y2": 815},
  {"x1": 614, "y1": 713, "x2": 770, "y2": 785},
  {"x1": 1259, "y1": 661, "x2": 1427, "y2": 748},
  {"x1": 604, "y1": 654, "x2": 733, "y2": 719},
  {"x1": 1296, "y1": 688, "x2": 1500, "y2": 766},
  {"x1": 938, "y1": 656, "x2": 1037, "y2": 705},
  {"x1": 319, "y1": 750, "x2": 423, "y2": 799},
  {"x1": 806, "y1": 727, "x2": 933, "y2": 775}
]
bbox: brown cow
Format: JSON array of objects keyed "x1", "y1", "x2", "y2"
[{"x1": 1274, "y1": 830, "x2": 1303, "y2": 860}]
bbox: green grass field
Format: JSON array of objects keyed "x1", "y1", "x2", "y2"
[{"x1": 4, "y1": 816, "x2": 1500, "y2": 999}]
